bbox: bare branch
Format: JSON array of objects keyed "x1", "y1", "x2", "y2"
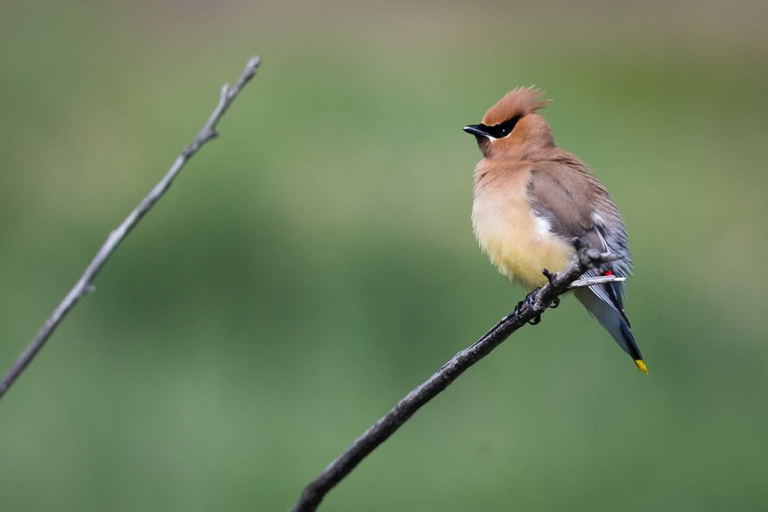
[
  {"x1": 291, "y1": 248, "x2": 617, "y2": 512},
  {"x1": 0, "y1": 56, "x2": 262, "y2": 400}
]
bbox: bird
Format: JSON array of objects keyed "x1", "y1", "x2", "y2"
[{"x1": 463, "y1": 87, "x2": 647, "y2": 374}]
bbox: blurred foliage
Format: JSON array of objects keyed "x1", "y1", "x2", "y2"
[{"x1": 1, "y1": 1, "x2": 767, "y2": 511}]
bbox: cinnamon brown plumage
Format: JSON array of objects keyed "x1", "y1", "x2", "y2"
[{"x1": 464, "y1": 88, "x2": 645, "y2": 374}]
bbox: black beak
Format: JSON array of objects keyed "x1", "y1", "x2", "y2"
[{"x1": 462, "y1": 124, "x2": 490, "y2": 137}]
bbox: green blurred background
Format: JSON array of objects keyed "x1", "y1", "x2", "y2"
[{"x1": 1, "y1": 1, "x2": 767, "y2": 510}]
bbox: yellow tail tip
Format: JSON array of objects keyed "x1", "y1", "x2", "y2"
[{"x1": 634, "y1": 359, "x2": 649, "y2": 375}]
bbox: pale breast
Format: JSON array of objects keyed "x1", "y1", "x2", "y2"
[{"x1": 472, "y1": 167, "x2": 574, "y2": 289}]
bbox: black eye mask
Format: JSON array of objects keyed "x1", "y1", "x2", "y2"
[{"x1": 476, "y1": 115, "x2": 522, "y2": 138}]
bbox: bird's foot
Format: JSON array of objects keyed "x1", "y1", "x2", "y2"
[
  {"x1": 506, "y1": 288, "x2": 549, "y2": 325},
  {"x1": 504, "y1": 290, "x2": 537, "y2": 322},
  {"x1": 525, "y1": 288, "x2": 542, "y2": 325},
  {"x1": 504, "y1": 300, "x2": 525, "y2": 322},
  {"x1": 549, "y1": 297, "x2": 560, "y2": 309}
]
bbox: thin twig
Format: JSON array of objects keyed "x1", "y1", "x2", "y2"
[
  {"x1": 291, "y1": 247, "x2": 618, "y2": 512},
  {"x1": 0, "y1": 56, "x2": 262, "y2": 400}
]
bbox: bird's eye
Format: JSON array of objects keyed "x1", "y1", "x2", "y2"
[{"x1": 489, "y1": 115, "x2": 521, "y2": 139}]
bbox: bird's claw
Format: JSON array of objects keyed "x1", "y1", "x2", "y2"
[
  {"x1": 505, "y1": 298, "x2": 526, "y2": 321},
  {"x1": 508, "y1": 288, "x2": 547, "y2": 325},
  {"x1": 525, "y1": 290, "x2": 542, "y2": 325},
  {"x1": 549, "y1": 297, "x2": 560, "y2": 309}
]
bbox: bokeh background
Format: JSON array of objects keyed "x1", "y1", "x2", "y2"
[{"x1": 1, "y1": 1, "x2": 767, "y2": 510}]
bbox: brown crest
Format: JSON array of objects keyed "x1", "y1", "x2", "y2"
[{"x1": 482, "y1": 87, "x2": 550, "y2": 126}]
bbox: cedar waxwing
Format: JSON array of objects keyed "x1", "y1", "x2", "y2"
[{"x1": 464, "y1": 87, "x2": 647, "y2": 374}]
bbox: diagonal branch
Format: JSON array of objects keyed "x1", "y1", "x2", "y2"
[
  {"x1": 291, "y1": 246, "x2": 622, "y2": 512},
  {"x1": 0, "y1": 56, "x2": 262, "y2": 400}
]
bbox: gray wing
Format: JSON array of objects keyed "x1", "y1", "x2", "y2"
[
  {"x1": 527, "y1": 159, "x2": 632, "y2": 308},
  {"x1": 528, "y1": 159, "x2": 641, "y2": 362}
]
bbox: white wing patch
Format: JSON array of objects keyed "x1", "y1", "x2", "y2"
[{"x1": 533, "y1": 214, "x2": 553, "y2": 242}]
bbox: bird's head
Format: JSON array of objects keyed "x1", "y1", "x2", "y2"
[{"x1": 463, "y1": 87, "x2": 554, "y2": 158}]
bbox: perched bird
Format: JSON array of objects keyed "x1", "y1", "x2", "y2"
[{"x1": 463, "y1": 87, "x2": 647, "y2": 374}]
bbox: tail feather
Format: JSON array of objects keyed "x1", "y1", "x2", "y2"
[{"x1": 574, "y1": 286, "x2": 646, "y2": 374}]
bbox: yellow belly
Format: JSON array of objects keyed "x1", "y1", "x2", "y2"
[{"x1": 473, "y1": 178, "x2": 574, "y2": 289}]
